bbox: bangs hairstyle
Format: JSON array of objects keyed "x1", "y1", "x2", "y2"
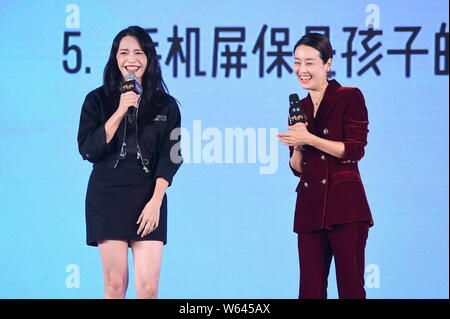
[{"x1": 103, "y1": 25, "x2": 168, "y2": 110}]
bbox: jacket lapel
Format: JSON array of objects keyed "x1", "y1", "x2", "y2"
[
  {"x1": 309, "y1": 79, "x2": 341, "y2": 130},
  {"x1": 302, "y1": 97, "x2": 316, "y2": 134}
]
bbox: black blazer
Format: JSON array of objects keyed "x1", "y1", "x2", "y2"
[{"x1": 77, "y1": 86, "x2": 183, "y2": 186}]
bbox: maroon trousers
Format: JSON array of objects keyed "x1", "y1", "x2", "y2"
[{"x1": 297, "y1": 222, "x2": 369, "y2": 299}]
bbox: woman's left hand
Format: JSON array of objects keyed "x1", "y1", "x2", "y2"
[
  {"x1": 136, "y1": 199, "x2": 161, "y2": 237},
  {"x1": 277, "y1": 123, "x2": 313, "y2": 147}
]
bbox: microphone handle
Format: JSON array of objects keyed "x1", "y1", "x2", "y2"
[{"x1": 127, "y1": 106, "x2": 136, "y2": 123}]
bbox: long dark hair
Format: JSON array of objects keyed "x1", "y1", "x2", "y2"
[
  {"x1": 293, "y1": 33, "x2": 334, "y2": 78},
  {"x1": 103, "y1": 26, "x2": 168, "y2": 116}
]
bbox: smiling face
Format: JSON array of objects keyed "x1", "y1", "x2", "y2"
[
  {"x1": 116, "y1": 35, "x2": 148, "y2": 83},
  {"x1": 294, "y1": 44, "x2": 331, "y2": 91}
]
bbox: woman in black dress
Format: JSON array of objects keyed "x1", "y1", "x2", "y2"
[{"x1": 77, "y1": 26, "x2": 182, "y2": 299}]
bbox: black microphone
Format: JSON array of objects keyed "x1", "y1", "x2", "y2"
[
  {"x1": 289, "y1": 94, "x2": 308, "y2": 152},
  {"x1": 119, "y1": 72, "x2": 143, "y2": 124},
  {"x1": 289, "y1": 93, "x2": 307, "y2": 125}
]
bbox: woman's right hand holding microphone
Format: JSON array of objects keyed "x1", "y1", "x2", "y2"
[
  {"x1": 117, "y1": 91, "x2": 141, "y2": 117},
  {"x1": 105, "y1": 91, "x2": 141, "y2": 144}
]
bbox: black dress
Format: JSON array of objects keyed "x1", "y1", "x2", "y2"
[
  {"x1": 85, "y1": 118, "x2": 167, "y2": 247},
  {"x1": 78, "y1": 87, "x2": 182, "y2": 248}
]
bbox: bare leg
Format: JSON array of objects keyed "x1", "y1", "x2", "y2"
[
  {"x1": 98, "y1": 240, "x2": 129, "y2": 299},
  {"x1": 130, "y1": 240, "x2": 163, "y2": 299}
]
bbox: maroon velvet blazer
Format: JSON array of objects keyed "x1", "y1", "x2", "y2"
[{"x1": 290, "y1": 79, "x2": 373, "y2": 233}]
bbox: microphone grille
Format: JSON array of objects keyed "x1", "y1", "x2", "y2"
[
  {"x1": 289, "y1": 93, "x2": 299, "y2": 101},
  {"x1": 289, "y1": 93, "x2": 300, "y2": 106},
  {"x1": 126, "y1": 72, "x2": 136, "y2": 81}
]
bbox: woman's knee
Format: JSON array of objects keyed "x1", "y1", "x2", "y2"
[
  {"x1": 104, "y1": 272, "x2": 128, "y2": 295},
  {"x1": 135, "y1": 282, "x2": 158, "y2": 299}
]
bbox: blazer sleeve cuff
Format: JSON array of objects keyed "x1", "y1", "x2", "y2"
[
  {"x1": 155, "y1": 162, "x2": 182, "y2": 187},
  {"x1": 341, "y1": 140, "x2": 365, "y2": 161}
]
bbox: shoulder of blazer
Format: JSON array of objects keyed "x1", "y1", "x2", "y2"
[
  {"x1": 150, "y1": 91, "x2": 179, "y2": 114},
  {"x1": 336, "y1": 86, "x2": 364, "y2": 99},
  {"x1": 83, "y1": 86, "x2": 107, "y2": 108},
  {"x1": 84, "y1": 86, "x2": 117, "y2": 117},
  {"x1": 152, "y1": 91, "x2": 177, "y2": 105}
]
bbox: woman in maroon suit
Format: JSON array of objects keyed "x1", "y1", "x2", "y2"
[{"x1": 277, "y1": 33, "x2": 373, "y2": 299}]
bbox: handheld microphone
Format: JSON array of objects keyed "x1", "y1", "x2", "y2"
[
  {"x1": 289, "y1": 94, "x2": 308, "y2": 152},
  {"x1": 119, "y1": 72, "x2": 143, "y2": 123},
  {"x1": 289, "y1": 93, "x2": 307, "y2": 125}
]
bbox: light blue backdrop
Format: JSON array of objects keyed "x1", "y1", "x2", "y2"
[{"x1": 0, "y1": 0, "x2": 448, "y2": 298}]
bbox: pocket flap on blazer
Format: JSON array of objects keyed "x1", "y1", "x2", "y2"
[{"x1": 331, "y1": 171, "x2": 361, "y2": 185}]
